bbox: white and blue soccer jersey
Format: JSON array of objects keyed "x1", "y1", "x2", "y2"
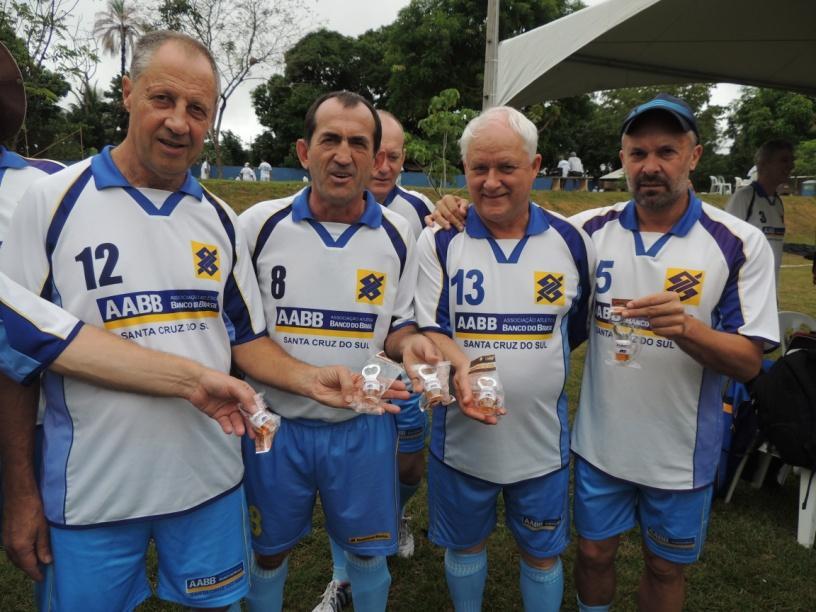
[
  {"x1": 0, "y1": 146, "x2": 64, "y2": 243},
  {"x1": 571, "y1": 193, "x2": 779, "y2": 490},
  {"x1": 379, "y1": 186, "x2": 433, "y2": 239},
  {"x1": 239, "y1": 187, "x2": 417, "y2": 424},
  {"x1": 725, "y1": 183, "x2": 785, "y2": 279},
  {"x1": 415, "y1": 204, "x2": 595, "y2": 485},
  {"x1": 0, "y1": 271, "x2": 82, "y2": 384},
  {"x1": 0, "y1": 146, "x2": 267, "y2": 526}
]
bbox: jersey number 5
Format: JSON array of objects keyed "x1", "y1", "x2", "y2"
[{"x1": 595, "y1": 260, "x2": 614, "y2": 294}]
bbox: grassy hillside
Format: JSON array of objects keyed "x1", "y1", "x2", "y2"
[{"x1": 204, "y1": 180, "x2": 816, "y2": 245}]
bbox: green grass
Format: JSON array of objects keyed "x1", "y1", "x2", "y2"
[{"x1": 2, "y1": 189, "x2": 815, "y2": 611}]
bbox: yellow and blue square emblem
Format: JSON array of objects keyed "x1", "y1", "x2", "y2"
[
  {"x1": 534, "y1": 272, "x2": 565, "y2": 306},
  {"x1": 664, "y1": 268, "x2": 704, "y2": 305},
  {"x1": 356, "y1": 269, "x2": 386, "y2": 305},
  {"x1": 192, "y1": 241, "x2": 221, "y2": 281}
]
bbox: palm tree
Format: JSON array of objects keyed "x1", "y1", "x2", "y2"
[{"x1": 93, "y1": 0, "x2": 145, "y2": 76}]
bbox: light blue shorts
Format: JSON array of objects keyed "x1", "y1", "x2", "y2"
[
  {"x1": 243, "y1": 414, "x2": 399, "y2": 557},
  {"x1": 393, "y1": 393, "x2": 427, "y2": 454},
  {"x1": 428, "y1": 454, "x2": 569, "y2": 559},
  {"x1": 573, "y1": 455, "x2": 712, "y2": 564},
  {"x1": 39, "y1": 486, "x2": 250, "y2": 611}
]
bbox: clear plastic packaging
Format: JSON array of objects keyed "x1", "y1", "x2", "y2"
[
  {"x1": 352, "y1": 352, "x2": 405, "y2": 415},
  {"x1": 467, "y1": 355, "x2": 505, "y2": 418},
  {"x1": 607, "y1": 299, "x2": 642, "y2": 368},
  {"x1": 410, "y1": 361, "x2": 453, "y2": 411},
  {"x1": 240, "y1": 393, "x2": 281, "y2": 454}
]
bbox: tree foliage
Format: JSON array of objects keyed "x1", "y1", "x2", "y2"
[
  {"x1": 93, "y1": 0, "x2": 146, "y2": 76},
  {"x1": 153, "y1": 0, "x2": 314, "y2": 174}
]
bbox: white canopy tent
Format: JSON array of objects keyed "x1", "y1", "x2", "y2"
[{"x1": 495, "y1": 0, "x2": 816, "y2": 107}]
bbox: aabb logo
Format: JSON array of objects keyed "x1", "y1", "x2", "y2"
[
  {"x1": 192, "y1": 241, "x2": 221, "y2": 281},
  {"x1": 664, "y1": 268, "x2": 704, "y2": 305},
  {"x1": 534, "y1": 272, "x2": 565, "y2": 305}
]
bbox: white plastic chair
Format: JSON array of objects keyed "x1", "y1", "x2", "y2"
[
  {"x1": 717, "y1": 176, "x2": 732, "y2": 195},
  {"x1": 734, "y1": 176, "x2": 748, "y2": 189},
  {"x1": 709, "y1": 176, "x2": 722, "y2": 194}
]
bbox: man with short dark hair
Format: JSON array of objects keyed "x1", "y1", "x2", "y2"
[
  {"x1": 571, "y1": 93, "x2": 778, "y2": 612},
  {"x1": 725, "y1": 139, "x2": 794, "y2": 282},
  {"x1": 0, "y1": 31, "x2": 360, "y2": 612},
  {"x1": 238, "y1": 90, "x2": 439, "y2": 612}
]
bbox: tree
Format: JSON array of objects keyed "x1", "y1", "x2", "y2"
[
  {"x1": 380, "y1": 0, "x2": 581, "y2": 130},
  {"x1": 406, "y1": 88, "x2": 477, "y2": 194},
  {"x1": 154, "y1": 0, "x2": 315, "y2": 175},
  {"x1": 93, "y1": 0, "x2": 146, "y2": 76},
  {"x1": 726, "y1": 88, "x2": 816, "y2": 178},
  {"x1": 251, "y1": 28, "x2": 386, "y2": 167}
]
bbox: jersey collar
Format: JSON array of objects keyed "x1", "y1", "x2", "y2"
[
  {"x1": 291, "y1": 187, "x2": 383, "y2": 228},
  {"x1": 0, "y1": 146, "x2": 28, "y2": 170},
  {"x1": 750, "y1": 181, "x2": 776, "y2": 199},
  {"x1": 90, "y1": 145, "x2": 204, "y2": 200},
  {"x1": 465, "y1": 202, "x2": 550, "y2": 239},
  {"x1": 620, "y1": 189, "x2": 702, "y2": 238}
]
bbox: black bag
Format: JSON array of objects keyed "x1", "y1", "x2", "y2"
[{"x1": 753, "y1": 347, "x2": 816, "y2": 469}]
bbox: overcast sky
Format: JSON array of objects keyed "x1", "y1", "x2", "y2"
[{"x1": 74, "y1": 0, "x2": 739, "y2": 144}]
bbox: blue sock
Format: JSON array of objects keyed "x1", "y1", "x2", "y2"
[
  {"x1": 519, "y1": 557, "x2": 563, "y2": 612},
  {"x1": 577, "y1": 595, "x2": 612, "y2": 612},
  {"x1": 344, "y1": 553, "x2": 391, "y2": 612},
  {"x1": 444, "y1": 548, "x2": 487, "y2": 612},
  {"x1": 329, "y1": 536, "x2": 350, "y2": 583},
  {"x1": 246, "y1": 555, "x2": 288, "y2": 612},
  {"x1": 399, "y1": 480, "x2": 420, "y2": 515}
]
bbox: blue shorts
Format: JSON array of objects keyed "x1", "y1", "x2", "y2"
[
  {"x1": 573, "y1": 455, "x2": 712, "y2": 564},
  {"x1": 428, "y1": 454, "x2": 569, "y2": 559},
  {"x1": 243, "y1": 414, "x2": 399, "y2": 557},
  {"x1": 393, "y1": 393, "x2": 427, "y2": 454},
  {"x1": 38, "y1": 487, "x2": 250, "y2": 611}
]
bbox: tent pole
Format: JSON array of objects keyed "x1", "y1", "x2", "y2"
[{"x1": 482, "y1": 0, "x2": 500, "y2": 110}]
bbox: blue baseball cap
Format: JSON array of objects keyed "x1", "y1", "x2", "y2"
[{"x1": 620, "y1": 93, "x2": 699, "y2": 139}]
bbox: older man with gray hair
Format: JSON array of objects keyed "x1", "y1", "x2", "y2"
[
  {"x1": 414, "y1": 106, "x2": 595, "y2": 611},
  {"x1": 0, "y1": 30, "x2": 365, "y2": 612}
]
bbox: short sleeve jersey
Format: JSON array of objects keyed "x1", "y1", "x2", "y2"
[
  {"x1": 0, "y1": 146, "x2": 64, "y2": 243},
  {"x1": 570, "y1": 193, "x2": 778, "y2": 490},
  {"x1": 0, "y1": 271, "x2": 82, "y2": 384},
  {"x1": 415, "y1": 204, "x2": 595, "y2": 485},
  {"x1": 239, "y1": 187, "x2": 418, "y2": 423},
  {"x1": 725, "y1": 183, "x2": 784, "y2": 278},
  {"x1": 0, "y1": 146, "x2": 267, "y2": 526},
  {"x1": 379, "y1": 186, "x2": 433, "y2": 239}
]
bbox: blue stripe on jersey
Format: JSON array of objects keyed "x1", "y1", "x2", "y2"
[
  {"x1": 122, "y1": 187, "x2": 186, "y2": 217},
  {"x1": 692, "y1": 367, "x2": 723, "y2": 488},
  {"x1": 42, "y1": 370, "x2": 72, "y2": 524},
  {"x1": 23, "y1": 158, "x2": 64, "y2": 174},
  {"x1": 251, "y1": 205, "x2": 293, "y2": 269},
  {"x1": 698, "y1": 211, "x2": 747, "y2": 333},
  {"x1": 581, "y1": 208, "x2": 622, "y2": 237},
  {"x1": 381, "y1": 215, "x2": 408, "y2": 278},
  {"x1": 0, "y1": 301, "x2": 82, "y2": 384},
  {"x1": 306, "y1": 219, "x2": 365, "y2": 248},
  {"x1": 485, "y1": 235, "x2": 530, "y2": 264},
  {"x1": 547, "y1": 213, "x2": 592, "y2": 350},
  {"x1": 391, "y1": 187, "x2": 432, "y2": 228},
  {"x1": 44, "y1": 168, "x2": 94, "y2": 298},
  {"x1": 433, "y1": 228, "x2": 457, "y2": 336},
  {"x1": 556, "y1": 313, "x2": 571, "y2": 467},
  {"x1": 202, "y1": 191, "x2": 262, "y2": 345}
]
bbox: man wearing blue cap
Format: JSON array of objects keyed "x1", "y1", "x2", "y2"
[
  {"x1": 426, "y1": 93, "x2": 779, "y2": 611},
  {"x1": 570, "y1": 93, "x2": 778, "y2": 611}
]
